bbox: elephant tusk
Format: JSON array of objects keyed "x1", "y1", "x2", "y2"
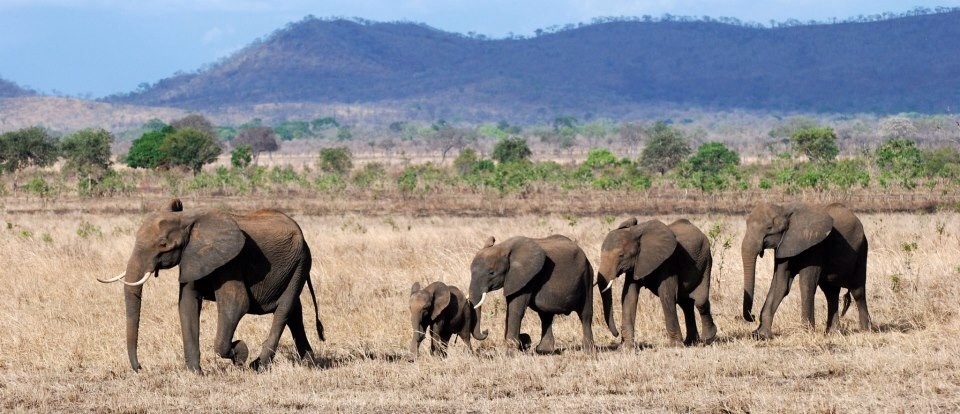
[
  {"x1": 97, "y1": 272, "x2": 126, "y2": 284},
  {"x1": 473, "y1": 292, "x2": 486, "y2": 309},
  {"x1": 601, "y1": 274, "x2": 623, "y2": 293},
  {"x1": 121, "y1": 272, "x2": 151, "y2": 287}
]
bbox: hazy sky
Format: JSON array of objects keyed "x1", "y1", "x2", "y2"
[{"x1": 2, "y1": 0, "x2": 959, "y2": 97}]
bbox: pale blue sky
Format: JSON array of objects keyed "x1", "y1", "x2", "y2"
[{"x1": 1, "y1": 0, "x2": 958, "y2": 97}]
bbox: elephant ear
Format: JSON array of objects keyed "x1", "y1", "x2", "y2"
[
  {"x1": 430, "y1": 284, "x2": 453, "y2": 320},
  {"x1": 410, "y1": 282, "x2": 422, "y2": 295},
  {"x1": 503, "y1": 238, "x2": 547, "y2": 298},
  {"x1": 633, "y1": 220, "x2": 678, "y2": 279},
  {"x1": 776, "y1": 204, "x2": 834, "y2": 259},
  {"x1": 179, "y1": 214, "x2": 245, "y2": 283},
  {"x1": 617, "y1": 217, "x2": 638, "y2": 229}
]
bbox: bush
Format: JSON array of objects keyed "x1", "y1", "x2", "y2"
[
  {"x1": 790, "y1": 127, "x2": 839, "y2": 162},
  {"x1": 921, "y1": 147, "x2": 960, "y2": 180},
  {"x1": 161, "y1": 127, "x2": 222, "y2": 175},
  {"x1": 676, "y1": 142, "x2": 740, "y2": 192},
  {"x1": 126, "y1": 127, "x2": 171, "y2": 169},
  {"x1": 352, "y1": 163, "x2": 387, "y2": 188},
  {"x1": 492, "y1": 137, "x2": 532, "y2": 164},
  {"x1": 230, "y1": 145, "x2": 252, "y2": 169},
  {"x1": 875, "y1": 138, "x2": 922, "y2": 188},
  {"x1": 60, "y1": 128, "x2": 113, "y2": 177},
  {"x1": 318, "y1": 147, "x2": 353, "y2": 174},
  {"x1": 453, "y1": 147, "x2": 479, "y2": 176},
  {"x1": 639, "y1": 121, "x2": 690, "y2": 174}
]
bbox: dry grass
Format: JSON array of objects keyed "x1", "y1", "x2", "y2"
[{"x1": 1, "y1": 203, "x2": 960, "y2": 412}]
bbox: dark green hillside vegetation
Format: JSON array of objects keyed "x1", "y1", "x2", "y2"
[
  {"x1": 109, "y1": 10, "x2": 960, "y2": 118},
  {"x1": 0, "y1": 77, "x2": 34, "y2": 98}
]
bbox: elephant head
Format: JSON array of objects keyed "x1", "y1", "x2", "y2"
[
  {"x1": 468, "y1": 236, "x2": 544, "y2": 340},
  {"x1": 597, "y1": 218, "x2": 676, "y2": 335},
  {"x1": 97, "y1": 198, "x2": 246, "y2": 371},
  {"x1": 741, "y1": 203, "x2": 833, "y2": 321},
  {"x1": 408, "y1": 282, "x2": 453, "y2": 355}
]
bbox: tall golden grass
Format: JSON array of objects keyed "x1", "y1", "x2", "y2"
[{"x1": 1, "y1": 203, "x2": 958, "y2": 411}]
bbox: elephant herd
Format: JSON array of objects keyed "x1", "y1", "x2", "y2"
[{"x1": 97, "y1": 198, "x2": 872, "y2": 372}]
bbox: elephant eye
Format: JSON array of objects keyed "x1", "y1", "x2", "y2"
[{"x1": 488, "y1": 270, "x2": 495, "y2": 275}]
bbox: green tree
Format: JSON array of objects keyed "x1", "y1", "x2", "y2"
[
  {"x1": 492, "y1": 137, "x2": 532, "y2": 164},
  {"x1": 160, "y1": 127, "x2": 222, "y2": 174},
  {"x1": 336, "y1": 126, "x2": 353, "y2": 141},
  {"x1": 0, "y1": 126, "x2": 60, "y2": 186},
  {"x1": 790, "y1": 127, "x2": 839, "y2": 162},
  {"x1": 639, "y1": 121, "x2": 691, "y2": 173},
  {"x1": 317, "y1": 147, "x2": 353, "y2": 174},
  {"x1": 230, "y1": 145, "x2": 252, "y2": 169},
  {"x1": 688, "y1": 142, "x2": 740, "y2": 174},
  {"x1": 60, "y1": 128, "x2": 113, "y2": 181},
  {"x1": 126, "y1": 127, "x2": 171, "y2": 169},
  {"x1": 453, "y1": 147, "x2": 479, "y2": 176},
  {"x1": 874, "y1": 138, "x2": 922, "y2": 188}
]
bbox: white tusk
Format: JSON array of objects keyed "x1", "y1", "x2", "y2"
[
  {"x1": 97, "y1": 272, "x2": 126, "y2": 284},
  {"x1": 121, "y1": 272, "x2": 151, "y2": 287},
  {"x1": 601, "y1": 274, "x2": 623, "y2": 293},
  {"x1": 473, "y1": 292, "x2": 487, "y2": 309}
]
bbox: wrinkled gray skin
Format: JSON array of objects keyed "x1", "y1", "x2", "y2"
[
  {"x1": 469, "y1": 235, "x2": 617, "y2": 353},
  {"x1": 597, "y1": 218, "x2": 717, "y2": 348},
  {"x1": 742, "y1": 202, "x2": 871, "y2": 339},
  {"x1": 408, "y1": 281, "x2": 486, "y2": 360},
  {"x1": 106, "y1": 198, "x2": 323, "y2": 372}
]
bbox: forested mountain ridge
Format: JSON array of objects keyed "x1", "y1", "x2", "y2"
[
  {"x1": 0, "y1": 78, "x2": 34, "y2": 98},
  {"x1": 107, "y1": 11, "x2": 960, "y2": 119}
]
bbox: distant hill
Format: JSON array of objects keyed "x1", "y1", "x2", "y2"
[
  {"x1": 0, "y1": 77, "x2": 34, "y2": 98},
  {"x1": 108, "y1": 11, "x2": 960, "y2": 120}
]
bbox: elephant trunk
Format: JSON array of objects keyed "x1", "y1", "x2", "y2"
[
  {"x1": 122, "y1": 259, "x2": 146, "y2": 371},
  {"x1": 469, "y1": 282, "x2": 488, "y2": 340},
  {"x1": 741, "y1": 235, "x2": 761, "y2": 322},
  {"x1": 409, "y1": 314, "x2": 425, "y2": 358},
  {"x1": 598, "y1": 273, "x2": 619, "y2": 337}
]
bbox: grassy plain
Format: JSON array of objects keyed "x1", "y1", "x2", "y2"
[{"x1": 1, "y1": 198, "x2": 959, "y2": 412}]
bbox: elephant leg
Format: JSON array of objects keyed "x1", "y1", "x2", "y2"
[
  {"x1": 459, "y1": 331, "x2": 474, "y2": 355},
  {"x1": 285, "y1": 299, "x2": 314, "y2": 362},
  {"x1": 213, "y1": 280, "x2": 251, "y2": 367},
  {"x1": 504, "y1": 294, "x2": 531, "y2": 350},
  {"x1": 252, "y1": 279, "x2": 306, "y2": 370},
  {"x1": 849, "y1": 285, "x2": 872, "y2": 331},
  {"x1": 437, "y1": 333, "x2": 453, "y2": 358},
  {"x1": 822, "y1": 284, "x2": 841, "y2": 334},
  {"x1": 679, "y1": 298, "x2": 698, "y2": 346},
  {"x1": 620, "y1": 281, "x2": 640, "y2": 350},
  {"x1": 429, "y1": 326, "x2": 445, "y2": 356},
  {"x1": 535, "y1": 312, "x2": 556, "y2": 354},
  {"x1": 576, "y1": 304, "x2": 596, "y2": 354},
  {"x1": 178, "y1": 283, "x2": 204, "y2": 372},
  {"x1": 657, "y1": 277, "x2": 683, "y2": 346},
  {"x1": 693, "y1": 300, "x2": 716, "y2": 344},
  {"x1": 797, "y1": 267, "x2": 820, "y2": 330},
  {"x1": 755, "y1": 260, "x2": 793, "y2": 339}
]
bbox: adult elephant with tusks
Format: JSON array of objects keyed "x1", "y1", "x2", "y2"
[
  {"x1": 596, "y1": 218, "x2": 717, "y2": 348},
  {"x1": 469, "y1": 235, "x2": 618, "y2": 353},
  {"x1": 742, "y1": 202, "x2": 871, "y2": 339},
  {"x1": 97, "y1": 198, "x2": 324, "y2": 372}
]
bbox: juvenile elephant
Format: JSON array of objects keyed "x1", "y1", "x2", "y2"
[
  {"x1": 469, "y1": 235, "x2": 618, "y2": 353},
  {"x1": 597, "y1": 218, "x2": 717, "y2": 348},
  {"x1": 408, "y1": 281, "x2": 486, "y2": 359},
  {"x1": 742, "y1": 202, "x2": 871, "y2": 339},
  {"x1": 97, "y1": 199, "x2": 323, "y2": 372}
]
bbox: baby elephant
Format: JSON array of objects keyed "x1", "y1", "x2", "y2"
[{"x1": 408, "y1": 281, "x2": 486, "y2": 359}]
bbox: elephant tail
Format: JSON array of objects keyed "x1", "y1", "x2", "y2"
[
  {"x1": 841, "y1": 290, "x2": 852, "y2": 317},
  {"x1": 306, "y1": 271, "x2": 325, "y2": 342}
]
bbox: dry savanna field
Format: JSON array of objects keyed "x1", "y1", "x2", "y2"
[{"x1": 1, "y1": 196, "x2": 960, "y2": 412}]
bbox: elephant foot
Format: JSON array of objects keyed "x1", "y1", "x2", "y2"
[
  {"x1": 231, "y1": 340, "x2": 248, "y2": 366},
  {"x1": 619, "y1": 339, "x2": 637, "y2": 352},
  {"x1": 249, "y1": 357, "x2": 270, "y2": 371},
  {"x1": 682, "y1": 336, "x2": 698, "y2": 347},
  {"x1": 701, "y1": 326, "x2": 718, "y2": 345},
  {"x1": 535, "y1": 343, "x2": 556, "y2": 354},
  {"x1": 751, "y1": 328, "x2": 772, "y2": 340}
]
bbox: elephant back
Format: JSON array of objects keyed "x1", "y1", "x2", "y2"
[
  {"x1": 825, "y1": 203, "x2": 866, "y2": 251},
  {"x1": 669, "y1": 219, "x2": 711, "y2": 267}
]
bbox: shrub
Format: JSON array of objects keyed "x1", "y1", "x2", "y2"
[
  {"x1": 790, "y1": 127, "x2": 839, "y2": 162},
  {"x1": 60, "y1": 128, "x2": 113, "y2": 177},
  {"x1": 317, "y1": 147, "x2": 353, "y2": 174},
  {"x1": 453, "y1": 147, "x2": 479, "y2": 176},
  {"x1": 639, "y1": 121, "x2": 691, "y2": 173},
  {"x1": 230, "y1": 145, "x2": 252, "y2": 169},
  {"x1": 492, "y1": 137, "x2": 532, "y2": 164},
  {"x1": 352, "y1": 163, "x2": 387, "y2": 188},
  {"x1": 875, "y1": 138, "x2": 922, "y2": 188},
  {"x1": 126, "y1": 127, "x2": 171, "y2": 169},
  {"x1": 160, "y1": 127, "x2": 222, "y2": 175}
]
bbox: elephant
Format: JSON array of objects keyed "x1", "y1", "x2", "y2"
[
  {"x1": 408, "y1": 281, "x2": 486, "y2": 359},
  {"x1": 97, "y1": 198, "x2": 324, "y2": 372},
  {"x1": 469, "y1": 235, "x2": 618, "y2": 353},
  {"x1": 741, "y1": 202, "x2": 871, "y2": 339},
  {"x1": 597, "y1": 218, "x2": 717, "y2": 348}
]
